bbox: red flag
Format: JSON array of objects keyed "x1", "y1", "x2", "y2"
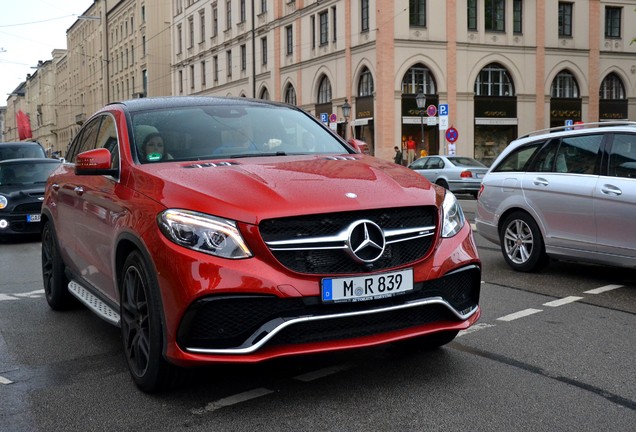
[{"x1": 16, "y1": 110, "x2": 32, "y2": 140}]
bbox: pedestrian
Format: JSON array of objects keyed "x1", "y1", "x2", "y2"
[
  {"x1": 406, "y1": 136, "x2": 416, "y2": 165},
  {"x1": 393, "y1": 146, "x2": 403, "y2": 164},
  {"x1": 419, "y1": 149, "x2": 428, "y2": 158}
]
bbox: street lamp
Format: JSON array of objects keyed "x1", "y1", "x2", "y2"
[
  {"x1": 342, "y1": 99, "x2": 351, "y2": 139},
  {"x1": 415, "y1": 93, "x2": 426, "y2": 153}
]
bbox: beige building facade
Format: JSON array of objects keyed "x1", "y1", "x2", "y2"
[{"x1": 173, "y1": 0, "x2": 636, "y2": 163}]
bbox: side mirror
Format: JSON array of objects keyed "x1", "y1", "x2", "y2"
[{"x1": 75, "y1": 148, "x2": 117, "y2": 176}]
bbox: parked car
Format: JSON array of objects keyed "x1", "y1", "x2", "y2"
[
  {"x1": 476, "y1": 121, "x2": 636, "y2": 272},
  {"x1": 41, "y1": 96, "x2": 481, "y2": 392},
  {"x1": 0, "y1": 141, "x2": 47, "y2": 161},
  {"x1": 408, "y1": 155, "x2": 489, "y2": 197},
  {"x1": 347, "y1": 138, "x2": 370, "y2": 155},
  {"x1": 0, "y1": 158, "x2": 61, "y2": 237}
]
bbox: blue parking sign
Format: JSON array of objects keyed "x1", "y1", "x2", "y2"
[
  {"x1": 320, "y1": 113, "x2": 328, "y2": 123},
  {"x1": 439, "y1": 104, "x2": 449, "y2": 117}
]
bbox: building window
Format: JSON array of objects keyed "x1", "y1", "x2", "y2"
[
  {"x1": 475, "y1": 63, "x2": 515, "y2": 96},
  {"x1": 141, "y1": 5, "x2": 146, "y2": 23},
  {"x1": 212, "y1": 5, "x2": 218, "y2": 37},
  {"x1": 261, "y1": 37, "x2": 267, "y2": 65},
  {"x1": 485, "y1": 0, "x2": 505, "y2": 32},
  {"x1": 226, "y1": 50, "x2": 232, "y2": 77},
  {"x1": 178, "y1": 70, "x2": 183, "y2": 93},
  {"x1": 467, "y1": 0, "x2": 477, "y2": 30},
  {"x1": 190, "y1": 65, "x2": 195, "y2": 89},
  {"x1": 176, "y1": 24, "x2": 183, "y2": 53},
  {"x1": 226, "y1": 0, "x2": 232, "y2": 30},
  {"x1": 199, "y1": 10, "x2": 205, "y2": 43},
  {"x1": 605, "y1": 6, "x2": 621, "y2": 38},
  {"x1": 551, "y1": 71, "x2": 579, "y2": 98},
  {"x1": 401, "y1": 64, "x2": 436, "y2": 95},
  {"x1": 240, "y1": 44, "x2": 247, "y2": 71},
  {"x1": 332, "y1": 6, "x2": 337, "y2": 42},
  {"x1": 319, "y1": 11, "x2": 328, "y2": 45},
  {"x1": 240, "y1": 0, "x2": 246, "y2": 22},
  {"x1": 261, "y1": 0, "x2": 267, "y2": 13},
  {"x1": 409, "y1": 0, "x2": 426, "y2": 27},
  {"x1": 213, "y1": 55, "x2": 218, "y2": 82},
  {"x1": 311, "y1": 15, "x2": 316, "y2": 48},
  {"x1": 260, "y1": 88, "x2": 270, "y2": 100},
  {"x1": 142, "y1": 36, "x2": 146, "y2": 56},
  {"x1": 201, "y1": 61, "x2": 206, "y2": 86},
  {"x1": 558, "y1": 2, "x2": 573, "y2": 37},
  {"x1": 513, "y1": 0, "x2": 522, "y2": 34},
  {"x1": 600, "y1": 73, "x2": 625, "y2": 99},
  {"x1": 361, "y1": 0, "x2": 369, "y2": 32},
  {"x1": 188, "y1": 16, "x2": 194, "y2": 48},
  {"x1": 285, "y1": 84, "x2": 297, "y2": 105},
  {"x1": 318, "y1": 76, "x2": 332, "y2": 103},
  {"x1": 358, "y1": 67, "x2": 374, "y2": 97},
  {"x1": 285, "y1": 25, "x2": 293, "y2": 55}
]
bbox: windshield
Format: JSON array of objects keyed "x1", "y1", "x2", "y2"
[
  {"x1": 0, "y1": 161, "x2": 60, "y2": 186},
  {"x1": 0, "y1": 145, "x2": 46, "y2": 161},
  {"x1": 130, "y1": 103, "x2": 352, "y2": 163},
  {"x1": 448, "y1": 157, "x2": 487, "y2": 168}
]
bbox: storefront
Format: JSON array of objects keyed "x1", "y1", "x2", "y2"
[
  {"x1": 351, "y1": 95, "x2": 374, "y2": 155},
  {"x1": 401, "y1": 95, "x2": 439, "y2": 156},
  {"x1": 474, "y1": 96, "x2": 517, "y2": 166},
  {"x1": 600, "y1": 99, "x2": 629, "y2": 121},
  {"x1": 550, "y1": 98, "x2": 582, "y2": 128}
]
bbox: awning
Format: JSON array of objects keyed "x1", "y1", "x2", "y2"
[{"x1": 351, "y1": 117, "x2": 373, "y2": 126}]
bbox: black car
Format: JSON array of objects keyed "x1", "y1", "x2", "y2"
[
  {"x1": 0, "y1": 158, "x2": 62, "y2": 236},
  {"x1": 0, "y1": 142, "x2": 47, "y2": 161}
]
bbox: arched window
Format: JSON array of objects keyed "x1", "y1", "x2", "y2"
[
  {"x1": 551, "y1": 71, "x2": 579, "y2": 98},
  {"x1": 600, "y1": 73, "x2": 625, "y2": 100},
  {"x1": 284, "y1": 84, "x2": 297, "y2": 105},
  {"x1": 318, "y1": 76, "x2": 332, "y2": 103},
  {"x1": 260, "y1": 88, "x2": 270, "y2": 100},
  {"x1": 358, "y1": 67, "x2": 374, "y2": 97},
  {"x1": 401, "y1": 64, "x2": 436, "y2": 95},
  {"x1": 475, "y1": 63, "x2": 515, "y2": 96}
]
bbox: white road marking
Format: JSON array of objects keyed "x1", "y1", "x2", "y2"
[
  {"x1": 497, "y1": 308, "x2": 542, "y2": 322},
  {"x1": 294, "y1": 365, "x2": 351, "y2": 382},
  {"x1": 192, "y1": 388, "x2": 274, "y2": 414},
  {"x1": 0, "y1": 294, "x2": 19, "y2": 302},
  {"x1": 584, "y1": 284, "x2": 623, "y2": 295},
  {"x1": 13, "y1": 289, "x2": 44, "y2": 298},
  {"x1": 0, "y1": 376, "x2": 13, "y2": 385},
  {"x1": 458, "y1": 323, "x2": 495, "y2": 337},
  {"x1": 543, "y1": 296, "x2": 584, "y2": 307}
]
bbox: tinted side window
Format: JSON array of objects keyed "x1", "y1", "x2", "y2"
[
  {"x1": 556, "y1": 134, "x2": 603, "y2": 175},
  {"x1": 95, "y1": 115, "x2": 119, "y2": 170},
  {"x1": 492, "y1": 142, "x2": 543, "y2": 172},
  {"x1": 66, "y1": 117, "x2": 102, "y2": 163},
  {"x1": 608, "y1": 134, "x2": 636, "y2": 179}
]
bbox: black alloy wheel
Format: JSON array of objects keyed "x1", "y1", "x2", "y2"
[
  {"x1": 120, "y1": 251, "x2": 176, "y2": 392},
  {"x1": 41, "y1": 220, "x2": 74, "y2": 310}
]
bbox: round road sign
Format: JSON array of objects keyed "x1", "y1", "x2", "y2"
[
  {"x1": 426, "y1": 104, "x2": 437, "y2": 117},
  {"x1": 445, "y1": 126, "x2": 459, "y2": 143}
]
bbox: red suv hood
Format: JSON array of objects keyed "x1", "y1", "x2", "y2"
[{"x1": 132, "y1": 155, "x2": 437, "y2": 224}]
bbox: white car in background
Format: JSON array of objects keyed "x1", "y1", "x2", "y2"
[{"x1": 476, "y1": 122, "x2": 636, "y2": 272}]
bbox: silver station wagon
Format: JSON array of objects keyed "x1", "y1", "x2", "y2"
[{"x1": 476, "y1": 122, "x2": 636, "y2": 272}]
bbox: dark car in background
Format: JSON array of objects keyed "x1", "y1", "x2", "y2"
[
  {"x1": 408, "y1": 155, "x2": 489, "y2": 197},
  {"x1": 0, "y1": 158, "x2": 61, "y2": 237},
  {"x1": 0, "y1": 141, "x2": 47, "y2": 161}
]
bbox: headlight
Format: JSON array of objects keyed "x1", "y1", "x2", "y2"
[
  {"x1": 158, "y1": 209, "x2": 253, "y2": 259},
  {"x1": 0, "y1": 195, "x2": 7, "y2": 209},
  {"x1": 441, "y1": 191, "x2": 465, "y2": 238}
]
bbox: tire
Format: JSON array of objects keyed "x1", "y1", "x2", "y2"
[
  {"x1": 436, "y1": 179, "x2": 449, "y2": 189},
  {"x1": 499, "y1": 211, "x2": 549, "y2": 272},
  {"x1": 41, "y1": 220, "x2": 75, "y2": 310},
  {"x1": 120, "y1": 251, "x2": 178, "y2": 392}
]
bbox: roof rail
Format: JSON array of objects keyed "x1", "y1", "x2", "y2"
[{"x1": 518, "y1": 121, "x2": 636, "y2": 139}]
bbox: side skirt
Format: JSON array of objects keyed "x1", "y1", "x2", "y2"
[{"x1": 68, "y1": 280, "x2": 121, "y2": 327}]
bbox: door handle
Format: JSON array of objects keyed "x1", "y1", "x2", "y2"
[
  {"x1": 74, "y1": 186, "x2": 84, "y2": 195},
  {"x1": 601, "y1": 184, "x2": 622, "y2": 196},
  {"x1": 533, "y1": 177, "x2": 549, "y2": 186},
  {"x1": 51, "y1": 183, "x2": 60, "y2": 191}
]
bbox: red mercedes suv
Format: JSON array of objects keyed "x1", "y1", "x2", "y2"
[{"x1": 41, "y1": 97, "x2": 481, "y2": 392}]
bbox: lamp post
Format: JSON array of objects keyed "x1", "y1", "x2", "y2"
[
  {"x1": 342, "y1": 99, "x2": 351, "y2": 139},
  {"x1": 415, "y1": 93, "x2": 426, "y2": 153}
]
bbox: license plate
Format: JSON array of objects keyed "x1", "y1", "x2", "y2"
[
  {"x1": 322, "y1": 269, "x2": 413, "y2": 303},
  {"x1": 27, "y1": 214, "x2": 41, "y2": 222}
]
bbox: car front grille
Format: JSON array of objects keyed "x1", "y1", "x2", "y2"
[
  {"x1": 177, "y1": 265, "x2": 480, "y2": 352},
  {"x1": 259, "y1": 206, "x2": 437, "y2": 274},
  {"x1": 13, "y1": 202, "x2": 42, "y2": 213}
]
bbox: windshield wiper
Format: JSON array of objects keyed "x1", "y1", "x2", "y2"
[{"x1": 228, "y1": 152, "x2": 288, "y2": 158}]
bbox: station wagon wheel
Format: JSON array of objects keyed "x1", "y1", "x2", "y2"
[
  {"x1": 120, "y1": 251, "x2": 176, "y2": 392},
  {"x1": 436, "y1": 179, "x2": 449, "y2": 190},
  {"x1": 500, "y1": 211, "x2": 549, "y2": 272},
  {"x1": 41, "y1": 220, "x2": 75, "y2": 310}
]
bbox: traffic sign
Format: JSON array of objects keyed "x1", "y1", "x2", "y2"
[
  {"x1": 329, "y1": 113, "x2": 337, "y2": 123},
  {"x1": 426, "y1": 104, "x2": 437, "y2": 117},
  {"x1": 320, "y1": 113, "x2": 328, "y2": 123},
  {"x1": 445, "y1": 126, "x2": 458, "y2": 143},
  {"x1": 439, "y1": 103, "x2": 449, "y2": 117}
]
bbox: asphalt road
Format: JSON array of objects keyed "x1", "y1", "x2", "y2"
[{"x1": 1, "y1": 200, "x2": 635, "y2": 431}]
